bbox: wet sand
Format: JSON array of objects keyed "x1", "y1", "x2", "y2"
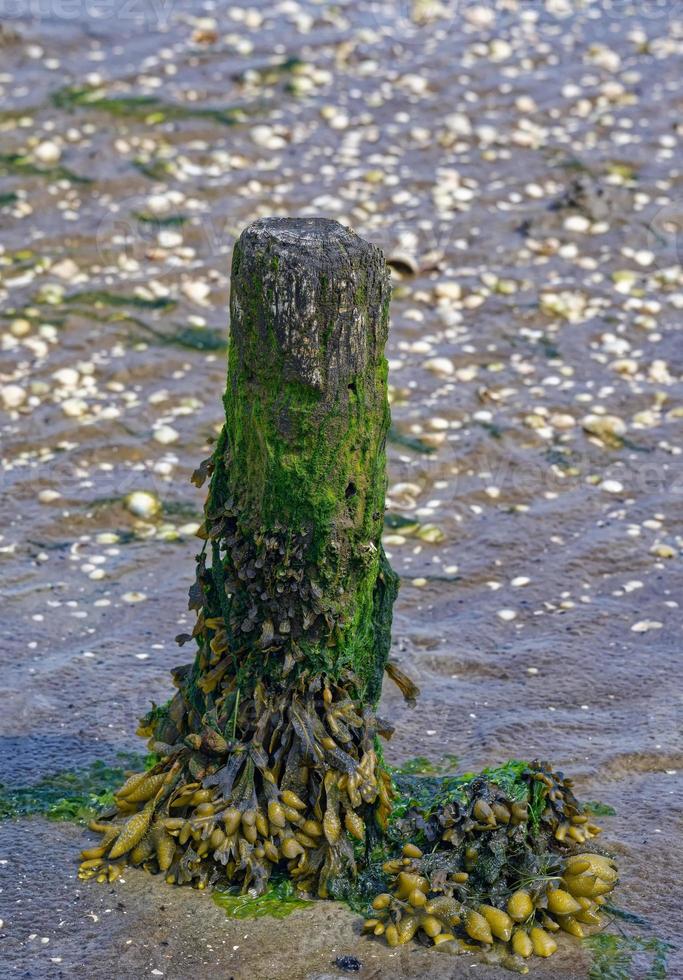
[{"x1": 1, "y1": 1, "x2": 682, "y2": 977}]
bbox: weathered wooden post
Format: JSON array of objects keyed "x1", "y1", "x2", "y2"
[
  {"x1": 83, "y1": 218, "x2": 618, "y2": 965},
  {"x1": 85, "y1": 218, "x2": 399, "y2": 896}
]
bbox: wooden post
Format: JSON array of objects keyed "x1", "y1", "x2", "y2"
[
  {"x1": 93, "y1": 218, "x2": 399, "y2": 897},
  {"x1": 216, "y1": 217, "x2": 398, "y2": 707}
]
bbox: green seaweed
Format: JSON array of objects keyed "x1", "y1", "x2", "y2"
[
  {"x1": 162, "y1": 500, "x2": 203, "y2": 519},
  {"x1": 388, "y1": 424, "x2": 435, "y2": 454},
  {"x1": 389, "y1": 758, "x2": 532, "y2": 822},
  {"x1": 0, "y1": 105, "x2": 43, "y2": 122},
  {"x1": 538, "y1": 335, "x2": 561, "y2": 359},
  {"x1": 478, "y1": 420, "x2": 504, "y2": 439},
  {"x1": 157, "y1": 324, "x2": 226, "y2": 351},
  {"x1": 607, "y1": 161, "x2": 637, "y2": 182},
  {"x1": 0, "y1": 754, "x2": 154, "y2": 823},
  {"x1": 63, "y1": 290, "x2": 176, "y2": 311},
  {"x1": 329, "y1": 853, "x2": 392, "y2": 914},
  {"x1": 384, "y1": 512, "x2": 420, "y2": 532},
  {"x1": 237, "y1": 55, "x2": 304, "y2": 84},
  {"x1": 585, "y1": 800, "x2": 617, "y2": 817},
  {"x1": 544, "y1": 446, "x2": 576, "y2": 471},
  {"x1": 125, "y1": 317, "x2": 226, "y2": 352},
  {"x1": 133, "y1": 211, "x2": 188, "y2": 228},
  {"x1": 393, "y1": 754, "x2": 460, "y2": 776},
  {"x1": 132, "y1": 157, "x2": 174, "y2": 180},
  {"x1": 53, "y1": 86, "x2": 244, "y2": 127},
  {"x1": 605, "y1": 904, "x2": 649, "y2": 926},
  {"x1": 0, "y1": 191, "x2": 18, "y2": 207},
  {"x1": 583, "y1": 933, "x2": 672, "y2": 980},
  {"x1": 0, "y1": 152, "x2": 91, "y2": 184},
  {"x1": 213, "y1": 875, "x2": 313, "y2": 919}
]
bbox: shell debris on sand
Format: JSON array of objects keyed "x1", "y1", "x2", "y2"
[{"x1": 1, "y1": 1, "x2": 682, "y2": 977}]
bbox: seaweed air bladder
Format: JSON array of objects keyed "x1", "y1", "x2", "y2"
[{"x1": 81, "y1": 218, "x2": 617, "y2": 969}]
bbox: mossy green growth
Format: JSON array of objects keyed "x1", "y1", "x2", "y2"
[
  {"x1": 584, "y1": 800, "x2": 617, "y2": 817},
  {"x1": 392, "y1": 754, "x2": 460, "y2": 776},
  {"x1": 132, "y1": 157, "x2": 174, "y2": 180},
  {"x1": 52, "y1": 87, "x2": 244, "y2": 127},
  {"x1": 213, "y1": 875, "x2": 314, "y2": 920},
  {"x1": 389, "y1": 758, "x2": 532, "y2": 822},
  {"x1": 0, "y1": 755, "x2": 154, "y2": 823},
  {"x1": 202, "y1": 223, "x2": 397, "y2": 701},
  {"x1": 64, "y1": 290, "x2": 176, "y2": 311},
  {"x1": 0, "y1": 152, "x2": 92, "y2": 184},
  {"x1": 164, "y1": 327, "x2": 226, "y2": 352},
  {"x1": 133, "y1": 212, "x2": 188, "y2": 228},
  {"x1": 583, "y1": 933, "x2": 672, "y2": 980},
  {"x1": 387, "y1": 424, "x2": 435, "y2": 455}
]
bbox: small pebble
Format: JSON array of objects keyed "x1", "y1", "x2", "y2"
[
  {"x1": 423, "y1": 357, "x2": 454, "y2": 375},
  {"x1": 497, "y1": 609, "x2": 517, "y2": 621},
  {"x1": 153, "y1": 425, "x2": 179, "y2": 445},
  {"x1": 61, "y1": 398, "x2": 88, "y2": 418},
  {"x1": 1, "y1": 385, "x2": 27, "y2": 409},
  {"x1": 335, "y1": 955, "x2": 362, "y2": 973},
  {"x1": 435, "y1": 281, "x2": 462, "y2": 301},
  {"x1": 125, "y1": 491, "x2": 161, "y2": 519},
  {"x1": 631, "y1": 620, "x2": 662, "y2": 633},
  {"x1": 650, "y1": 543, "x2": 676, "y2": 559},
  {"x1": 38, "y1": 489, "x2": 61, "y2": 503},
  {"x1": 34, "y1": 140, "x2": 61, "y2": 164}
]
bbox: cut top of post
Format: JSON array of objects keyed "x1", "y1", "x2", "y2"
[
  {"x1": 238, "y1": 215, "x2": 380, "y2": 274},
  {"x1": 229, "y1": 217, "x2": 390, "y2": 398}
]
